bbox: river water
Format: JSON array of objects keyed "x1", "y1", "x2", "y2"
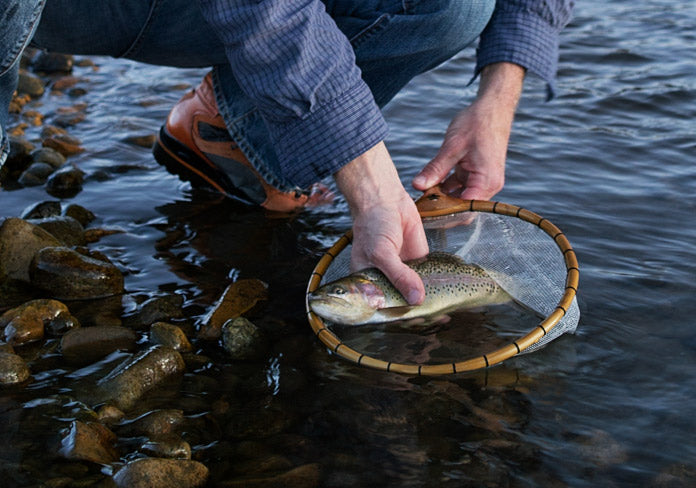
[{"x1": 1, "y1": 0, "x2": 695, "y2": 486}]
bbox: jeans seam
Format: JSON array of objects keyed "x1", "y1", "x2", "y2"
[
  {"x1": 119, "y1": 0, "x2": 164, "y2": 59},
  {"x1": 0, "y1": 0, "x2": 46, "y2": 76},
  {"x1": 348, "y1": 13, "x2": 392, "y2": 49}
]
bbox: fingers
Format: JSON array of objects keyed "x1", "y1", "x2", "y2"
[{"x1": 373, "y1": 251, "x2": 425, "y2": 305}]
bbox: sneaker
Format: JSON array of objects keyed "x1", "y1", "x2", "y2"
[{"x1": 153, "y1": 73, "x2": 331, "y2": 212}]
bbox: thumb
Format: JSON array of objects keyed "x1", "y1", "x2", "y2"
[
  {"x1": 413, "y1": 145, "x2": 464, "y2": 191},
  {"x1": 377, "y1": 254, "x2": 425, "y2": 305}
]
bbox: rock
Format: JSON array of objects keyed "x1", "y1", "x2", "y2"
[
  {"x1": 30, "y1": 246, "x2": 124, "y2": 300},
  {"x1": 30, "y1": 215, "x2": 85, "y2": 247},
  {"x1": 16, "y1": 69, "x2": 45, "y2": 97},
  {"x1": 222, "y1": 317, "x2": 267, "y2": 360},
  {"x1": 1, "y1": 136, "x2": 35, "y2": 181},
  {"x1": 19, "y1": 163, "x2": 54, "y2": 186},
  {"x1": 0, "y1": 352, "x2": 31, "y2": 385},
  {"x1": 33, "y1": 52, "x2": 74, "y2": 73},
  {"x1": 60, "y1": 326, "x2": 136, "y2": 365},
  {"x1": 117, "y1": 409, "x2": 185, "y2": 437},
  {"x1": 112, "y1": 458, "x2": 208, "y2": 488},
  {"x1": 21, "y1": 200, "x2": 62, "y2": 220},
  {"x1": 45, "y1": 166, "x2": 85, "y2": 198},
  {"x1": 123, "y1": 134, "x2": 156, "y2": 148},
  {"x1": 64, "y1": 294, "x2": 123, "y2": 327},
  {"x1": 578, "y1": 429, "x2": 628, "y2": 468},
  {"x1": 42, "y1": 133, "x2": 84, "y2": 157},
  {"x1": 199, "y1": 279, "x2": 268, "y2": 340},
  {"x1": 150, "y1": 322, "x2": 192, "y2": 352},
  {"x1": 59, "y1": 420, "x2": 119, "y2": 464},
  {"x1": 64, "y1": 204, "x2": 95, "y2": 227},
  {"x1": 0, "y1": 341, "x2": 14, "y2": 353},
  {"x1": 52, "y1": 76, "x2": 82, "y2": 91},
  {"x1": 97, "y1": 404, "x2": 125, "y2": 426},
  {"x1": 0, "y1": 218, "x2": 62, "y2": 282},
  {"x1": 22, "y1": 109, "x2": 44, "y2": 126},
  {"x1": 125, "y1": 295, "x2": 184, "y2": 329},
  {"x1": 98, "y1": 346, "x2": 186, "y2": 411},
  {"x1": 141, "y1": 433, "x2": 191, "y2": 459},
  {"x1": 0, "y1": 299, "x2": 79, "y2": 345},
  {"x1": 31, "y1": 147, "x2": 66, "y2": 168},
  {"x1": 219, "y1": 463, "x2": 320, "y2": 488}
]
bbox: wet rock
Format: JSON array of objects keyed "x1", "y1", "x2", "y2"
[
  {"x1": 112, "y1": 458, "x2": 208, "y2": 488},
  {"x1": 231, "y1": 455, "x2": 293, "y2": 476},
  {"x1": 59, "y1": 420, "x2": 119, "y2": 464},
  {"x1": 22, "y1": 109, "x2": 44, "y2": 126},
  {"x1": 65, "y1": 294, "x2": 123, "y2": 327},
  {"x1": 97, "y1": 404, "x2": 125, "y2": 426},
  {"x1": 17, "y1": 69, "x2": 45, "y2": 97},
  {"x1": 64, "y1": 204, "x2": 95, "y2": 227},
  {"x1": 0, "y1": 299, "x2": 79, "y2": 344},
  {"x1": 30, "y1": 215, "x2": 85, "y2": 247},
  {"x1": 52, "y1": 76, "x2": 82, "y2": 91},
  {"x1": 22, "y1": 200, "x2": 62, "y2": 220},
  {"x1": 0, "y1": 218, "x2": 62, "y2": 282},
  {"x1": 141, "y1": 433, "x2": 191, "y2": 459},
  {"x1": 125, "y1": 294, "x2": 184, "y2": 329},
  {"x1": 98, "y1": 346, "x2": 186, "y2": 411},
  {"x1": 0, "y1": 341, "x2": 14, "y2": 353},
  {"x1": 60, "y1": 326, "x2": 136, "y2": 365},
  {"x1": 33, "y1": 52, "x2": 74, "y2": 74},
  {"x1": 150, "y1": 322, "x2": 192, "y2": 352},
  {"x1": 30, "y1": 246, "x2": 124, "y2": 300},
  {"x1": 123, "y1": 134, "x2": 156, "y2": 148},
  {"x1": 219, "y1": 463, "x2": 320, "y2": 488},
  {"x1": 84, "y1": 227, "x2": 123, "y2": 244},
  {"x1": 19, "y1": 162, "x2": 54, "y2": 186},
  {"x1": 31, "y1": 147, "x2": 66, "y2": 168},
  {"x1": 117, "y1": 409, "x2": 186, "y2": 437},
  {"x1": 1, "y1": 136, "x2": 35, "y2": 181},
  {"x1": 199, "y1": 279, "x2": 268, "y2": 340},
  {"x1": 578, "y1": 429, "x2": 628, "y2": 468},
  {"x1": 45, "y1": 166, "x2": 85, "y2": 198},
  {"x1": 0, "y1": 352, "x2": 31, "y2": 385},
  {"x1": 222, "y1": 317, "x2": 267, "y2": 360},
  {"x1": 42, "y1": 133, "x2": 84, "y2": 157}
]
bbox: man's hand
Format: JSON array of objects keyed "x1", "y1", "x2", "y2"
[
  {"x1": 413, "y1": 62, "x2": 525, "y2": 201},
  {"x1": 334, "y1": 141, "x2": 429, "y2": 305}
]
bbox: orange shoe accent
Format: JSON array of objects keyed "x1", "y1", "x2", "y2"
[{"x1": 153, "y1": 73, "x2": 333, "y2": 213}]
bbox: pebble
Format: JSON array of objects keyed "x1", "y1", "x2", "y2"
[
  {"x1": 30, "y1": 246, "x2": 124, "y2": 300},
  {"x1": 16, "y1": 69, "x2": 45, "y2": 98},
  {"x1": 33, "y1": 52, "x2": 74, "y2": 73},
  {"x1": 98, "y1": 346, "x2": 186, "y2": 411},
  {"x1": 30, "y1": 215, "x2": 86, "y2": 247},
  {"x1": 31, "y1": 147, "x2": 66, "y2": 168},
  {"x1": 140, "y1": 433, "x2": 192, "y2": 459},
  {"x1": 0, "y1": 299, "x2": 79, "y2": 345},
  {"x1": 150, "y1": 322, "x2": 192, "y2": 352},
  {"x1": 42, "y1": 134, "x2": 84, "y2": 157},
  {"x1": 0, "y1": 352, "x2": 31, "y2": 385},
  {"x1": 117, "y1": 409, "x2": 186, "y2": 437},
  {"x1": 0, "y1": 218, "x2": 62, "y2": 282},
  {"x1": 64, "y1": 204, "x2": 95, "y2": 227},
  {"x1": 21, "y1": 200, "x2": 62, "y2": 220},
  {"x1": 222, "y1": 317, "x2": 267, "y2": 360},
  {"x1": 60, "y1": 326, "x2": 137, "y2": 365},
  {"x1": 112, "y1": 458, "x2": 208, "y2": 488},
  {"x1": 59, "y1": 420, "x2": 119, "y2": 464},
  {"x1": 45, "y1": 166, "x2": 85, "y2": 198}
]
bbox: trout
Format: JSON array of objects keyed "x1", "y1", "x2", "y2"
[{"x1": 308, "y1": 252, "x2": 511, "y2": 325}]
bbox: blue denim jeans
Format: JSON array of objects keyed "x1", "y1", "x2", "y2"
[{"x1": 0, "y1": 0, "x2": 494, "y2": 191}]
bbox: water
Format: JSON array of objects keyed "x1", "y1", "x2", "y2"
[{"x1": 2, "y1": 0, "x2": 695, "y2": 486}]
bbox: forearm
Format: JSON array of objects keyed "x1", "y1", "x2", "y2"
[{"x1": 473, "y1": 62, "x2": 525, "y2": 136}]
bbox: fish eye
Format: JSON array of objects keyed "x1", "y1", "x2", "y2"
[{"x1": 332, "y1": 286, "x2": 345, "y2": 295}]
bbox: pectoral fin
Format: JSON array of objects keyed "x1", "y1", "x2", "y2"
[{"x1": 378, "y1": 305, "x2": 415, "y2": 319}]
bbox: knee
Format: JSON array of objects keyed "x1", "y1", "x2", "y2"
[{"x1": 427, "y1": 0, "x2": 496, "y2": 56}]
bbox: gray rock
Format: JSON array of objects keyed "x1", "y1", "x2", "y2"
[
  {"x1": 30, "y1": 246, "x2": 124, "y2": 300},
  {"x1": 19, "y1": 162, "x2": 55, "y2": 186},
  {"x1": 45, "y1": 166, "x2": 84, "y2": 198},
  {"x1": 0, "y1": 218, "x2": 62, "y2": 282},
  {"x1": 31, "y1": 147, "x2": 66, "y2": 168},
  {"x1": 222, "y1": 317, "x2": 267, "y2": 360},
  {"x1": 141, "y1": 433, "x2": 191, "y2": 460},
  {"x1": 30, "y1": 215, "x2": 85, "y2": 247},
  {"x1": 150, "y1": 322, "x2": 192, "y2": 352},
  {"x1": 21, "y1": 201, "x2": 62, "y2": 220},
  {"x1": 112, "y1": 458, "x2": 208, "y2": 488},
  {"x1": 0, "y1": 352, "x2": 31, "y2": 385},
  {"x1": 59, "y1": 420, "x2": 119, "y2": 464},
  {"x1": 98, "y1": 346, "x2": 185, "y2": 411},
  {"x1": 17, "y1": 69, "x2": 45, "y2": 97},
  {"x1": 64, "y1": 204, "x2": 95, "y2": 227},
  {"x1": 60, "y1": 326, "x2": 136, "y2": 365}
]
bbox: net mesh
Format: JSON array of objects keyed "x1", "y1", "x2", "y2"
[{"x1": 320, "y1": 209, "x2": 578, "y2": 355}]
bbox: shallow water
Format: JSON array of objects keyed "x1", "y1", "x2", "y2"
[{"x1": 2, "y1": 0, "x2": 696, "y2": 486}]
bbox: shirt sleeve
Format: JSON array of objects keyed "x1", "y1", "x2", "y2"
[
  {"x1": 197, "y1": 0, "x2": 388, "y2": 189},
  {"x1": 474, "y1": 0, "x2": 575, "y2": 99}
]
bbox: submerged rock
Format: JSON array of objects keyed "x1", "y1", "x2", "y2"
[
  {"x1": 199, "y1": 279, "x2": 268, "y2": 340},
  {"x1": 30, "y1": 246, "x2": 124, "y2": 300},
  {"x1": 125, "y1": 295, "x2": 184, "y2": 329},
  {"x1": 116, "y1": 409, "x2": 186, "y2": 437},
  {"x1": 31, "y1": 147, "x2": 67, "y2": 168},
  {"x1": 0, "y1": 352, "x2": 31, "y2": 385},
  {"x1": 0, "y1": 299, "x2": 79, "y2": 345},
  {"x1": 21, "y1": 200, "x2": 62, "y2": 220},
  {"x1": 59, "y1": 420, "x2": 119, "y2": 464},
  {"x1": 140, "y1": 433, "x2": 191, "y2": 460},
  {"x1": 45, "y1": 166, "x2": 85, "y2": 198},
  {"x1": 42, "y1": 133, "x2": 84, "y2": 157},
  {"x1": 0, "y1": 217, "x2": 62, "y2": 282},
  {"x1": 60, "y1": 326, "x2": 136, "y2": 365},
  {"x1": 222, "y1": 317, "x2": 267, "y2": 360},
  {"x1": 112, "y1": 458, "x2": 208, "y2": 488},
  {"x1": 150, "y1": 322, "x2": 192, "y2": 352},
  {"x1": 219, "y1": 463, "x2": 320, "y2": 488},
  {"x1": 98, "y1": 346, "x2": 186, "y2": 411},
  {"x1": 19, "y1": 162, "x2": 54, "y2": 186},
  {"x1": 64, "y1": 204, "x2": 95, "y2": 227}
]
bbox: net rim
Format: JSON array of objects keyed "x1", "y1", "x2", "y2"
[{"x1": 306, "y1": 199, "x2": 579, "y2": 375}]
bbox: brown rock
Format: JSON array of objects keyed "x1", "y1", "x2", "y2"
[
  {"x1": 0, "y1": 298, "x2": 78, "y2": 345},
  {"x1": 64, "y1": 204, "x2": 95, "y2": 226},
  {"x1": 30, "y1": 215, "x2": 85, "y2": 246},
  {"x1": 45, "y1": 166, "x2": 85, "y2": 198},
  {"x1": 0, "y1": 218, "x2": 62, "y2": 282},
  {"x1": 30, "y1": 246, "x2": 124, "y2": 300},
  {"x1": 0, "y1": 352, "x2": 31, "y2": 385},
  {"x1": 112, "y1": 458, "x2": 208, "y2": 488},
  {"x1": 59, "y1": 420, "x2": 118, "y2": 464},
  {"x1": 199, "y1": 279, "x2": 267, "y2": 340},
  {"x1": 31, "y1": 147, "x2": 66, "y2": 168},
  {"x1": 150, "y1": 322, "x2": 192, "y2": 352},
  {"x1": 117, "y1": 409, "x2": 185, "y2": 437},
  {"x1": 141, "y1": 433, "x2": 191, "y2": 460},
  {"x1": 16, "y1": 69, "x2": 45, "y2": 97},
  {"x1": 33, "y1": 52, "x2": 74, "y2": 73},
  {"x1": 42, "y1": 134, "x2": 84, "y2": 157},
  {"x1": 221, "y1": 317, "x2": 267, "y2": 360},
  {"x1": 60, "y1": 326, "x2": 136, "y2": 365}
]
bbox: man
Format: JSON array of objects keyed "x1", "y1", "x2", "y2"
[{"x1": 0, "y1": 0, "x2": 574, "y2": 305}]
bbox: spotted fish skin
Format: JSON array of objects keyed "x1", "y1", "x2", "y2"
[{"x1": 308, "y1": 252, "x2": 511, "y2": 325}]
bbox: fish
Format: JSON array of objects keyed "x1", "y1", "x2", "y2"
[{"x1": 308, "y1": 252, "x2": 511, "y2": 325}]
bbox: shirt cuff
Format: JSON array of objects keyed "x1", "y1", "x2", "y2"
[
  {"x1": 474, "y1": 9, "x2": 561, "y2": 100},
  {"x1": 267, "y1": 80, "x2": 388, "y2": 189}
]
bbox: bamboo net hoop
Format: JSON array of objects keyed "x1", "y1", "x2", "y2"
[{"x1": 306, "y1": 189, "x2": 579, "y2": 375}]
